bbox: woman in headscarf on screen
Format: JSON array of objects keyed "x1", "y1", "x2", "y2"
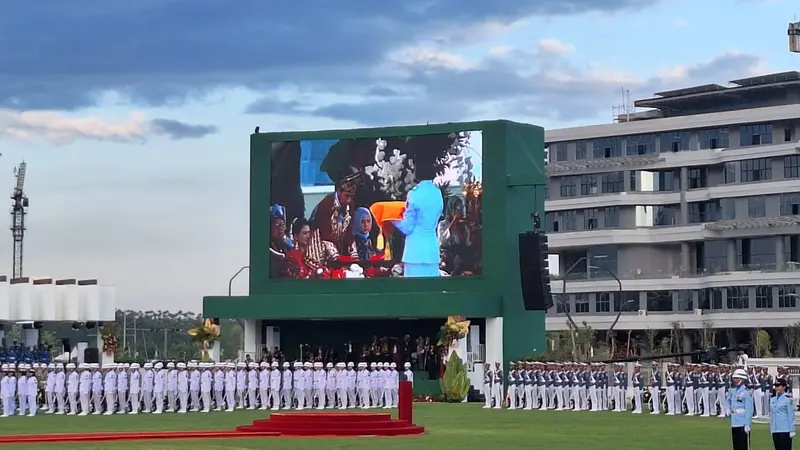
[{"x1": 349, "y1": 207, "x2": 380, "y2": 261}]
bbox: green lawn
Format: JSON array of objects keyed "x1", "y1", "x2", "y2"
[{"x1": 0, "y1": 405, "x2": 777, "y2": 449}]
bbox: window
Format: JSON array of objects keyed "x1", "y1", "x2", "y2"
[
  {"x1": 723, "y1": 162, "x2": 737, "y2": 184},
  {"x1": 699, "y1": 240, "x2": 728, "y2": 273},
  {"x1": 755, "y1": 286, "x2": 773, "y2": 309},
  {"x1": 726, "y1": 286, "x2": 749, "y2": 309},
  {"x1": 559, "y1": 177, "x2": 577, "y2": 197},
  {"x1": 785, "y1": 127, "x2": 794, "y2": 143},
  {"x1": 545, "y1": 212, "x2": 559, "y2": 232},
  {"x1": 660, "y1": 131, "x2": 690, "y2": 152},
  {"x1": 575, "y1": 294, "x2": 589, "y2": 313},
  {"x1": 588, "y1": 246, "x2": 618, "y2": 276},
  {"x1": 554, "y1": 143, "x2": 568, "y2": 162},
  {"x1": 688, "y1": 168, "x2": 707, "y2": 189},
  {"x1": 740, "y1": 158, "x2": 772, "y2": 182},
  {"x1": 646, "y1": 291, "x2": 673, "y2": 312},
  {"x1": 556, "y1": 299, "x2": 571, "y2": 313},
  {"x1": 688, "y1": 202, "x2": 710, "y2": 224},
  {"x1": 629, "y1": 171, "x2": 637, "y2": 191},
  {"x1": 575, "y1": 141, "x2": 587, "y2": 160},
  {"x1": 778, "y1": 285, "x2": 797, "y2": 308},
  {"x1": 616, "y1": 291, "x2": 639, "y2": 312},
  {"x1": 739, "y1": 237, "x2": 776, "y2": 268},
  {"x1": 785, "y1": 155, "x2": 800, "y2": 179},
  {"x1": 747, "y1": 196, "x2": 766, "y2": 218},
  {"x1": 584, "y1": 209, "x2": 598, "y2": 230},
  {"x1": 592, "y1": 138, "x2": 623, "y2": 159},
  {"x1": 740, "y1": 124, "x2": 773, "y2": 146},
  {"x1": 656, "y1": 170, "x2": 678, "y2": 192},
  {"x1": 626, "y1": 135, "x2": 656, "y2": 156},
  {"x1": 580, "y1": 175, "x2": 598, "y2": 195},
  {"x1": 601, "y1": 171, "x2": 624, "y2": 193},
  {"x1": 780, "y1": 193, "x2": 800, "y2": 216},
  {"x1": 654, "y1": 205, "x2": 679, "y2": 226},
  {"x1": 720, "y1": 198, "x2": 736, "y2": 220},
  {"x1": 604, "y1": 207, "x2": 620, "y2": 228},
  {"x1": 561, "y1": 211, "x2": 577, "y2": 231},
  {"x1": 595, "y1": 293, "x2": 611, "y2": 313},
  {"x1": 675, "y1": 290, "x2": 693, "y2": 311},
  {"x1": 544, "y1": 185, "x2": 549, "y2": 200},
  {"x1": 698, "y1": 128, "x2": 730, "y2": 150},
  {"x1": 698, "y1": 288, "x2": 723, "y2": 310}
]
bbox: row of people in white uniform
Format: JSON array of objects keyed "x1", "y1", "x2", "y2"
[
  {"x1": 479, "y1": 361, "x2": 791, "y2": 417},
  {"x1": 0, "y1": 360, "x2": 414, "y2": 416}
]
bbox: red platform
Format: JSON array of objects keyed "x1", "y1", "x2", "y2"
[
  {"x1": 0, "y1": 430, "x2": 279, "y2": 445},
  {"x1": 237, "y1": 412, "x2": 425, "y2": 437}
]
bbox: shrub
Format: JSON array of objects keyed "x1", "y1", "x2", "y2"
[{"x1": 440, "y1": 351, "x2": 470, "y2": 402}]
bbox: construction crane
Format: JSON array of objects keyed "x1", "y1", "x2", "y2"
[{"x1": 11, "y1": 162, "x2": 28, "y2": 279}]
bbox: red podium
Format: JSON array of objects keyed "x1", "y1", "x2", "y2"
[{"x1": 398, "y1": 380, "x2": 413, "y2": 423}]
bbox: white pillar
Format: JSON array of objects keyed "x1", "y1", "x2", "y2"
[
  {"x1": 209, "y1": 341, "x2": 221, "y2": 362},
  {"x1": 485, "y1": 318, "x2": 504, "y2": 369},
  {"x1": 23, "y1": 329, "x2": 39, "y2": 347},
  {"x1": 264, "y1": 326, "x2": 281, "y2": 352},
  {"x1": 243, "y1": 319, "x2": 259, "y2": 358}
]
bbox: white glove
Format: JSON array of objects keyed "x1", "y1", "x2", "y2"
[
  {"x1": 744, "y1": 425, "x2": 751, "y2": 434},
  {"x1": 790, "y1": 432, "x2": 796, "y2": 438}
]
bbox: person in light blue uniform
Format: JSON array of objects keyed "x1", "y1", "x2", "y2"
[
  {"x1": 391, "y1": 163, "x2": 444, "y2": 278},
  {"x1": 729, "y1": 368, "x2": 754, "y2": 450},
  {"x1": 770, "y1": 378, "x2": 795, "y2": 450}
]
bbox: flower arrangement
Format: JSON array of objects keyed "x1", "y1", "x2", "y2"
[
  {"x1": 188, "y1": 318, "x2": 221, "y2": 361},
  {"x1": 436, "y1": 316, "x2": 470, "y2": 351},
  {"x1": 365, "y1": 138, "x2": 416, "y2": 199},
  {"x1": 100, "y1": 325, "x2": 119, "y2": 356}
]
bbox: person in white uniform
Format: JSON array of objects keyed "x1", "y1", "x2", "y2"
[
  {"x1": 268, "y1": 362, "x2": 281, "y2": 410},
  {"x1": 153, "y1": 362, "x2": 166, "y2": 414},
  {"x1": 257, "y1": 362, "x2": 269, "y2": 410},
  {"x1": 313, "y1": 362, "x2": 326, "y2": 410},
  {"x1": 280, "y1": 362, "x2": 293, "y2": 410},
  {"x1": 104, "y1": 363, "x2": 118, "y2": 415},
  {"x1": 25, "y1": 365, "x2": 38, "y2": 417},
  {"x1": 90, "y1": 364, "x2": 103, "y2": 415},
  {"x1": 128, "y1": 363, "x2": 141, "y2": 414},
  {"x1": 335, "y1": 362, "x2": 347, "y2": 409},
  {"x1": 166, "y1": 362, "x2": 178, "y2": 412},
  {"x1": 65, "y1": 363, "x2": 79, "y2": 415},
  {"x1": 303, "y1": 362, "x2": 314, "y2": 409},
  {"x1": 78, "y1": 364, "x2": 91, "y2": 416},
  {"x1": 346, "y1": 362, "x2": 357, "y2": 408},
  {"x1": 1, "y1": 365, "x2": 16, "y2": 417},
  {"x1": 246, "y1": 362, "x2": 258, "y2": 410},
  {"x1": 224, "y1": 363, "x2": 237, "y2": 412},
  {"x1": 142, "y1": 363, "x2": 154, "y2": 413},
  {"x1": 200, "y1": 363, "x2": 213, "y2": 413},
  {"x1": 325, "y1": 362, "x2": 337, "y2": 409},
  {"x1": 116, "y1": 364, "x2": 129, "y2": 414},
  {"x1": 44, "y1": 364, "x2": 55, "y2": 413},
  {"x1": 234, "y1": 362, "x2": 247, "y2": 410},
  {"x1": 16, "y1": 364, "x2": 28, "y2": 416},
  {"x1": 188, "y1": 362, "x2": 201, "y2": 412},
  {"x1": 53, "y1": 364, "x2": 66, "y2": 414},
  {"x1": 213, "y1": 364, "x2": 225, "y2": 411},
  {"x1": 357, "y1": 363, "x2": 370, "y2": 408},
  {"x1": 177, "y1": 362, "x2": 189, "y2": 413}
]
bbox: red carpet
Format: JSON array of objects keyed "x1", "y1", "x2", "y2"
[
  {"x1": 0, "y1": 430, "x2": 279, "y2": 445},
  {"x1": 237, "y1": 412, "x2": 425, "y2": 436}
]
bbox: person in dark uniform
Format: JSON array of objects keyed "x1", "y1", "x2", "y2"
[
  {"x1": 729, "y1": 368, "x2": 754, "y2": 450},
  {"x1": 770, "y1": 378, "x2": 795, "y2": 450}
]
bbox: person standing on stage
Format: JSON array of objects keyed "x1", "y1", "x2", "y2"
[
  {"x1": 729, "y1": 368, "x2": 754, "y2": 450},
  {"x1": 770, "y1": 378, "x2": 795, "y2": 450}
]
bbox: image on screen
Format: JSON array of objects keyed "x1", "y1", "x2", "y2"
[{"x1": 269, "y1": 131, "x2": 483, "y2": 280}]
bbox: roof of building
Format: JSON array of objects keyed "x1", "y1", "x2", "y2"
[{"x1": 634, "y1": 71, "x2": 800, "y2": 110}]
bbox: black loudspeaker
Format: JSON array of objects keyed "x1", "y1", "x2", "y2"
[
  {"x1": 518, "y1": 231, "x2": 553, "y2": 310},
  {"x1": 84, "y1": 348, "x2": 100, "y2": 364},
  {"x1": 62, "y1": 338, "x2": 71, "y2": 354}
]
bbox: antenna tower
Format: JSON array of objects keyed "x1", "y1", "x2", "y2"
[
  {"x1": 612, "y1": 88, "x2": 635, "y2": 123},
  {"x1": 11, "y1": 161, "x2": 28, "y2": 279}
]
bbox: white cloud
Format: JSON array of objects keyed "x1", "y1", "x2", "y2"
[
  {"x1": 536, "y1": 38, "x2": 576, "y2": 57},
  {"x1": 0, "y1": 109, "x2": 217, "y2": 144}
]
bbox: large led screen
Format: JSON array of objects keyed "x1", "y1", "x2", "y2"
[{"x1": 269, "y1": 131, "x2": 483, "y2": 280}]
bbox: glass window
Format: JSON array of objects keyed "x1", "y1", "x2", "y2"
[
  {"x1": 575, "y1": 294, "x2": 589, "y2": 313},
  {"x1": 555, "y1": 143, "x2": 568, "y2": 162},
  {"x1": 780, "y1": 193, "x2": 800, "y2": 216},
  {"x1": 561, "y1": 211, "x2": 577, "y2": 231},
  {"x1": 660, "y1": 131, "x2": 690, "y2": 152},
  {"x1": 740, "y1": 124, "x2": 773, "y2": 146},
  {"x1": 726, "y1": 286, "x2": 749, "y2": 309},
  {"x1": 740, "y1": 158, "x2": 772, "y2": 182},
  {"x1": 592, "y1": 137, "x2": 623, "y2": 159},
  {"x1": 556, "y1": 299, "x2": 571, "y2": 313},
  {"x1": 588, "y1": 245, "x2": 618, "y2": 276},
  {"x1": 584, "y1": 209, "x2": 598, "y2": 230},
  {"x1": 698, "y1": 288, "x2": 723, "y2": 310},
  {"x1": 626, "y1": 135, "x2": 656, "y2": 156},
  {"x1": 646, "y1": 291, "x2": 673, "y2": 312},
  {"x1": 675, "y1": 290, "x2": 694, "y2": 311},
  {"x1": 656, "y1": 170, "x2": 679, "y2": 192},
  {"x1": 629, "y1": 171, "x2": 637, "y2": 191},
  {"x1": 654, "y1": 205, "x2": 680, "y2": 226},
  {"x1": 755, "y1": 286, "x2": 773, "y2": 309},
  {"x1": 545, "y1": 212, "x2": 558, "y2": 232},
  {"x1": 778, "y1": 285, "x2": 797, "y2": 308},
  {"x1": 785, "y1": 156, "x2": 800, "y2": 179},
  {"x1": 616, "y1": 291, "x2": 639, "y2": 312},
  {"x1": 595, "y1": 293, "x2": 611, "y2": 313},
  {"x1": 580, "y1": 175, "x2": 598, "y2": 195},
  {"x1": 698, "y1": 128, "x2": 730, "y2": 150},
  {"x1": 747, "y1": 196, "x2": 766, "y2": 218},
  {"x1": 559, "y1": 177, "x2": 577, "y2": 197},
  {"x1": 700, "y1": 240, "x2": 727, "y2": 273},
  {"x1": 604, "y1": 207, "x2": 620, "y2": 228},
  {"x1": 723, "y1": 162, "x2": 737, "y2": 184},
  {"x1": 688, "y1": 168, "x2": 707, "y2": 189},
  {"x1": 720, "y1": 198, "x2": 736, "y2": 220},
  {"x1": 575, "y1": 141, "x2": 587, "y2": 160},
  {"x1": 601, "y1": 171, "x2": 624, "y2": 193}
]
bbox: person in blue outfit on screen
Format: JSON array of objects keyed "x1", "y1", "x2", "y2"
[{"x1": 391, "y1": 161, "x2": 443, "y2": 277}]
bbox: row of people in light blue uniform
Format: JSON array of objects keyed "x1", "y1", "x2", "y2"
[
  {"x1": 480, "y1": 361, "x2": 792, "y2": 419},
  {"x1": 0, "y1": 360, "x2": 414, "y2": 417}
]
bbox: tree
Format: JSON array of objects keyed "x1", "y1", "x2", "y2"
[
  {"x1": 751, "y1": 328, "x2": 772, "y2": 358},
  {"x1": 783, "y1": 323, "x2": 800, "y2": 357}
]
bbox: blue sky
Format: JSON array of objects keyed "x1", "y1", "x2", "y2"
[{"x1": 0, "y1": 0, "x2": 794, "y2": 311}]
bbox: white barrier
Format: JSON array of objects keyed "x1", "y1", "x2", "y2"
[{"x1": 0, "y1": 277, "x2": 115, "y2": 322}]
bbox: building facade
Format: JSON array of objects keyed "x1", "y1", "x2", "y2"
[{"x1": 544, "y1": 71, "x2": 800, "y2": 338}]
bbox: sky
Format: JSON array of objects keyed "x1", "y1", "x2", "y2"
[{"x1": 0, "y1": 0, "x2": 796, "y2": 312}]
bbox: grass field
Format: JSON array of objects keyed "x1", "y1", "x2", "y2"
[{"x1": 0, "y1": 405, "x2": 776, "y2": 449}]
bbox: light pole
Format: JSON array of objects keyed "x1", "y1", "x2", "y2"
[{"x1": 228, "y1": 265, "x2": 250, "y2": 357}]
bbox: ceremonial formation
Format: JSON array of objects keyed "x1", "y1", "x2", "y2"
[
  {"x1": 481, "y1": 361, "x2": 792, "y2": 419},
  {"x1": 0, "y1": 360, "x2": 414, "y2": 417}
]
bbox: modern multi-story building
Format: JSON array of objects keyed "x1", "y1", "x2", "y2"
[{"x1": 544, "y1": 71, "x2": 800, "y2": 350}]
